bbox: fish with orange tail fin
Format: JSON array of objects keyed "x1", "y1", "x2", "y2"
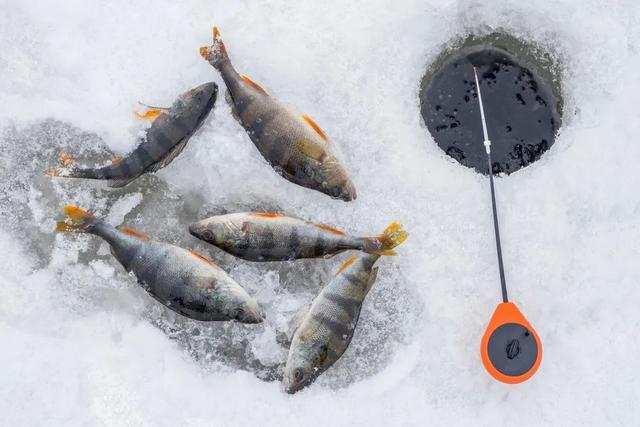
[
  {"x1": 199, "y1": 27, "x2": 356, "y2": 201},
  {"x1": 56, "y1": 205, "x2": 263, "y2": 323},
  {"x1": 283, "y1": 250, "x2": 401, "y2": 393},
  {"x1": 46, "y1": 82, "x2": 218, "y2": 188},
  {"x1": 189, "y1": 212, "x2": 408, "y2": 261}
]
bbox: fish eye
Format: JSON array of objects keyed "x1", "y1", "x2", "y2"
[
  {"x1": 293, "y1": 368, "x2": 304, "y2": 383},
  {"x1": 201, "y1": 230, "x2": 214, "y2": 241},
  {"x1": 232, "y1": 307, "x2": 244, "y2": 319}
]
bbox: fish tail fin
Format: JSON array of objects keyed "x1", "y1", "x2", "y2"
[
  {"x1": 362, "y1": 221, "x2": 408, "y2": 256},
  {"x1": 200, "y1": 26, "x2": 229, "y2": 69},
  {"x1": 45, "y1": 152, "x2": 76, "y2": 177},
  {"x1": 55, "y1": 205, "x2": 100, "y2": 234},
  {"x1": 45, "y1": 153, "x2": 98, "y2": 179}
]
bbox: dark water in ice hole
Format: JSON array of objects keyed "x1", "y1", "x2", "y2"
[{"x1": 420, "y1": 36, "x2": 563, "y2": 175}]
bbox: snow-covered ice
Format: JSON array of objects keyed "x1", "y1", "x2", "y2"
[{"x1": 1, "y1": 0, "x2": 639, "y2": 425}]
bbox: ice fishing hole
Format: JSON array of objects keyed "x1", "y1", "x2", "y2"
[{"x1": 420, "y1": 33, "x2": 563, "y2": 175}]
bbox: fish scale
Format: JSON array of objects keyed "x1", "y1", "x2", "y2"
[
  {"x1": 283, "y1": 253, "x2": 380, "y2": 393},
  {"x1": 46, "y1": 82, "x2": 218, "y2": 188},
  {"x1": 55, "y1": 206, "x2": 263, "y2": 324},
  {"x1": 200, "y1": 27, "x2": 357, "y2": 201},
  {"x1": 189, "y1": 212, "x2": 407, "y2": 262}
]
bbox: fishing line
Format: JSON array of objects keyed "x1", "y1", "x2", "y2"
[{"x1": 473, "y1": 66, "x2": 508, "y2": 304}]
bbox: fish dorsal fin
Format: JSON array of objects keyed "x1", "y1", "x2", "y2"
[
  {"x1": 316, "y1": 224, "x2": 346, "y2": 236},
  {"x1": 302, "y1": 114, "x2": 328, "y2": 142},
  {"x1": 190, "y1": 250, "x2": 217, "y2": 267},
  {"x1": 241, "y1": 75, "x2": 268, "y2": 96},
  {"x1": 119, "y1": 227, "x2": 150, "y2": 240},
  {"x1": 252, "y1": 212, "x2": 284, "y2": 219},
  {"x1": 336, "y1": 255, "x2": 357, "y2": 275},
  {"x1": 134, "y1": 109, "x2": 163, "y2": 121}
]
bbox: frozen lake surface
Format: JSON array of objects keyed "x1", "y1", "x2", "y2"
[{"x1": 1, "y1": 1, "x2": 639, "y2": 425}]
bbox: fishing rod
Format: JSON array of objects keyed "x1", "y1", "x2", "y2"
[
  {"x1": 473, "y1": 66, "x2": 542, "y2": 384},
  {"x1": 473, "y1": 66, "x2": 508, "y2": 304}
]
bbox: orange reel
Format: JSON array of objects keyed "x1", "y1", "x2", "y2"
[{"x1": 480, "y1": 302, "x2": 542, "y2": 384}]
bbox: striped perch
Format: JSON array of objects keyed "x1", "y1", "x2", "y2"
[
  {"x1": 189, "y1": 212, "x2": 408, "y2": 261},
  {"x1": 199, "y1": 27, "x2": 356, "y2": 201},
  {"x1": 46, "y1": 82, "x2": 218, "y2": 188},
  {"x1": 55, "y1": 205, "x2": 263, "y2": 323},
  {"x1": 283, "y1": 253, "x2": 387, "y2": 394}
]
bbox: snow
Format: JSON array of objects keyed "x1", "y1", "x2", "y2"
[{"x1": 1, "y1": 0, "x2": 639, "y2": 425}]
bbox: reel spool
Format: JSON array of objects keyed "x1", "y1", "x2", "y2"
[{"x1": 481, "y1": 303, "x2": 542, "y2": 384}]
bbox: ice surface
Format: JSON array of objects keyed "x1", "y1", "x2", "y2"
[{"x1": 1, "y1": 0, "x2": 639, "y2": 425}]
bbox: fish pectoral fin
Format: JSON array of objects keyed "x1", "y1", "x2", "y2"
[
  {"x1": 241, "y1": 75, "x2": 268, "y2": 96},
  {"x1": 118, "y1": 226, "x2": 150, "y2": 240},
  {"x1": 302, "y1": 114, "x2": 328, "y2": 142},
  {"x1": 295, "y1": 139, "x2": 326, "y2": 161},
  {"x1": 316, "y1": 224, "x2": 346, "y2": 236},
  {"x1": 189, "y1": 250, "x2": 218, "y2": 268},
  {"x1": 145, "y1": 137, "x2": 190, "y2": 173},
  {"x1": 336, "y1": 255, "x2": 358, "y2": 275}
]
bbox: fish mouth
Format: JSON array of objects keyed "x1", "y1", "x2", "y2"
[
  {"x1": 283, "y1": 378, "x2": 311, "y2": 395},
  {"x1": 232, "y1": 304, "x2": 265, "y2": 324},
  {"x1": 339, "y1": 189, "x2": 356, "y2": 202},
  {"x1": 241, "y1": 310, "x2": 265, "y2": 324},
  {"x1": 342, "y1": 180, "x2": 358, "y2": 201},
  {"x1": 199, "y1": 81, "x2": 218, "y2": 98},
  {"x1": 188, "y1": 222, "x2": 208, "y2": 240},
  {"x1": 285, "y1": 386, "x2": 299, "y2": 395},
  {"x1": 282, "y1": 367, "x2": 315, "y2": 394},
  {"x1": 196, "y1": 82, "x2": 218, "y2": 120},
  {"x1": 331, "y1": 186, "x2": 357, "y2": 202},
  {"x1": 243, "y1": 317, "x2": 264, "y2": 324},
  {"x1": 323, "y1": 178, "x2": 357, "y2": 202}
]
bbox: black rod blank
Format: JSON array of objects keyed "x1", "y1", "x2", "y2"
[{"x1": 473, "y1": 66, "x2": 509, "y2": 303}]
